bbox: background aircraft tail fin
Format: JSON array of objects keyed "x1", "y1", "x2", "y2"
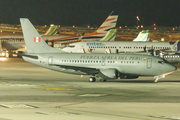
[
  {"x1": 96, "y1": 10, "x2": 118, "y2": 33},
  {"x1": 44, "y1": 25, "x2": 58, "y2": 36},
  {"x1": 83, "y1": 10, "x2": 118, "y2": 39},
  {"x1": 133, "y1": 30, "x2": 149, "y2": 41},
  {"x1": 20, "y1": 18, "x2": 63, "y2": 54},
  {"x1": 100, "y1": 29, "x2": 117, "y2": 41},
  {"x1": 172, "y1": 40, "x2": 179, "y2": 51}
]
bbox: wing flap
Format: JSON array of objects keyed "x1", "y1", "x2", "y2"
[{"x1": 53, "y1": 64, "x2": 99, "y2": 74}]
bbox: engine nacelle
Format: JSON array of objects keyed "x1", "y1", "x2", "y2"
[
  {"x1": 99, "y1": 69, "x2": 118, "y2": 79},
  {"x1": 120, "y1": 74, "x2": 139, "y2": 79}
]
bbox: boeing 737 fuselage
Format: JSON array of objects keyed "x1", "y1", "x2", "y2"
[{"x1": 23, "y1": 53, "x2": 176, "y2": 82}]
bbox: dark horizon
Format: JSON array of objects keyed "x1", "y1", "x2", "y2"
[{"x1": 0, "y1": 0, "x2": 179, "y2": 27}]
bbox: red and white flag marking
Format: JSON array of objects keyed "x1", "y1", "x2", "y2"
[{"x1": 34, "y1": 37, "x2": 41, "y2": 42}]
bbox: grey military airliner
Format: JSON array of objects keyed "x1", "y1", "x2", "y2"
[{"x1": 20, "y1": 18, "x2": 177, "y2": 82}]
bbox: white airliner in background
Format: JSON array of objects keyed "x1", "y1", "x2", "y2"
[{"x1": 62, "y1": 40, "x2": 179, "y2": 54}]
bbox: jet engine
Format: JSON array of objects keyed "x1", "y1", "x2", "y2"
[{"x1": 99, "y1": 69, "x2": 118, "y2": 79}]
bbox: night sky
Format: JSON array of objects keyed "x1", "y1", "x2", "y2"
[{"x1": 0, "y1": 0, "x2": 179, "y2": 27}]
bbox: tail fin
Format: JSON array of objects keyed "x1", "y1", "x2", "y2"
[
  {"x1": 172, "y1": 40, "x2": 179, "y2": 51},
  {"x1": 100, "y1": 29, "x2": 117, "y2": 41},
  {"x1": 133, "y1": 30, "x2": 149, "y2": 41},
  {"x1": 20, "y1": 18, "x2": 62, "y2": 54},
  {"x1": 83, "y1": 10, "x2": 118, "y2": 38},
  {"x1": 44, "y1": 24, "x2": 58, "y2": 36}
]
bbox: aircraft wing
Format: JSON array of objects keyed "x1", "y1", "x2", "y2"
[{"x1": 54, "y1": 64, "x2": 99, "y2": 74}]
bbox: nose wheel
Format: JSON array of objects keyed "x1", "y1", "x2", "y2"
[
  {"x1": 89, "y1": 77, "x2": 96, "y2": 82},
  {"x1": 154, "y1": 75, "x2": 165, "y2": 83}
]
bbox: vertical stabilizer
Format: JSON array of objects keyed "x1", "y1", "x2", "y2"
[
  {"x1": 133, "y1": 30, "x2": 149, "y2": 41},
  {"x1": 96, "y1": 10, "x2": 118, "y2": 34},
  {"x1": 44, "y1": 25, "x2": 58, "y2": 36},
  {"x1": 83, "y1": 10, "x2": 119, "y2": 39},
  {"x1": 100, "y1": 29, "x2": 117, "y2": 41},
  {"x1": 20, "y1": 18, "x2": 62, "y2": 54},
  {"x1": 172, "y1": 40, "x2": 179, "y2": 51}
]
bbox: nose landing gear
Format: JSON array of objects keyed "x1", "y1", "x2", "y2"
[
  {"x1": 154, "y1": 75, "x2": 165, "y2": 83},
  {"x1": 154, "y1": 78, "x2": 159, "y2": 83}
]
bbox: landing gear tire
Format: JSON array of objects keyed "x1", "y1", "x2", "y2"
[
  {"x1": 100, "y1": 79, "x2": 107, "y2": 82},
  {"x1": 154, "y1": 78, "x2": 158, "y2": 83},
  {"x1": 89, "y1": 77, "x2": 96, "y2": 82}
]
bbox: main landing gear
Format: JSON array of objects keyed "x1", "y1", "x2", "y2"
[
  {"x1": 88, "y1": 77, "x2": 107, "y2": 82},
  {"x1": 89, "y1": 77, "x2": 96, "y2": 82}
]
